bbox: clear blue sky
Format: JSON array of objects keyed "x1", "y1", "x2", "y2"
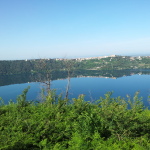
[{"x1": 0, "y1": 0, "x2": 150, "y2": 60}]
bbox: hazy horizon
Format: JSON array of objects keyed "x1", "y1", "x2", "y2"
[{"x1": 1, "y1": 53, "x2": 150, "y2": 61}]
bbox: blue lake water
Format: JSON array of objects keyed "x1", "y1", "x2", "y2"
[{"x1": 0, "y1": 73, "x2": 150, "y2": 107}]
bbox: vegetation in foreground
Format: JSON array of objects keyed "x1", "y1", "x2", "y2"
[{"x1": 0, "y1": 88, "x2": 150, "y2": 150}]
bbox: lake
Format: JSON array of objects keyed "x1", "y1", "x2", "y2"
[{"x1": 0, "y1": 69, "x2": 150, "y2": 108}]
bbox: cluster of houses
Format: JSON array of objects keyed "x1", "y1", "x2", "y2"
[
  {"x1": 55, "y1": 55, "x2": 119, "y2": 62},
  {"x1": 25, "y1": 55, "x2": 150, "y2": 62}
]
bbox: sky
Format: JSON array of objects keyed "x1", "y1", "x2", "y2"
[{"x1": 0, "y1": 0, "x2": 150, "y2": 60}]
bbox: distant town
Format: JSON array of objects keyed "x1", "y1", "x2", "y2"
[{"x1": 24, "y1": 55, "x2": 150, "y2": 62}]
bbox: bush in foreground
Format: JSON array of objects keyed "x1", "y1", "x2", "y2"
[{"x1": 0, "y1": 89, "x2": 150, "y2": 149}]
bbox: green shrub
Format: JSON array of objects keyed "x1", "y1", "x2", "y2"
[{"x1": 0, "y1": 89, "x2": 150, "y2": 149}]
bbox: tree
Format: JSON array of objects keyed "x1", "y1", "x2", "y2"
[{"x1": 63, "y1": 59, "x2": 76, "y2": 99}]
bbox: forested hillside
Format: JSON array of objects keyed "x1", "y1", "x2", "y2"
[
  {"x1": 77, "y1": 56, "x2": 150, "y2": 70},
  {"x1": 0, "y1": 56, "x2": 150, "y2": 75},
  {"x1": 0, "y1": 59, "x2": 65, "y2": 75}
]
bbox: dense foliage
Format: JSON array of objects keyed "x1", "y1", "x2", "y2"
[
  {"x1": 1, "y1": 56, "x2": 150, "y2": 75},
  {"x1": 0, "y1": 88, "x2": 150, "y2": 149},
  {"x1": 0, "y1": 59, "x2": 65, "y2": 75},
  {"x1": 78, "y1": 56, "x2": 150, "y2": 70}
]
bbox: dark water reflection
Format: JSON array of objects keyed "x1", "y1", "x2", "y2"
[
  {"x1": 0, "y1": 69, "x2": 150, "y2": 107},
  {"x1": 0, "y1": 69, "x2": 150, "y2": 86}
]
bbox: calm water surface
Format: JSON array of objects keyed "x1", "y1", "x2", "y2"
[{"x1": 0, "y1": 73, "x2": 150, "y2": 107}]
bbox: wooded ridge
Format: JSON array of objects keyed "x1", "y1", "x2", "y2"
[{"x1": 0, "y1": 55, "x2": 150, "y2": 75}]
